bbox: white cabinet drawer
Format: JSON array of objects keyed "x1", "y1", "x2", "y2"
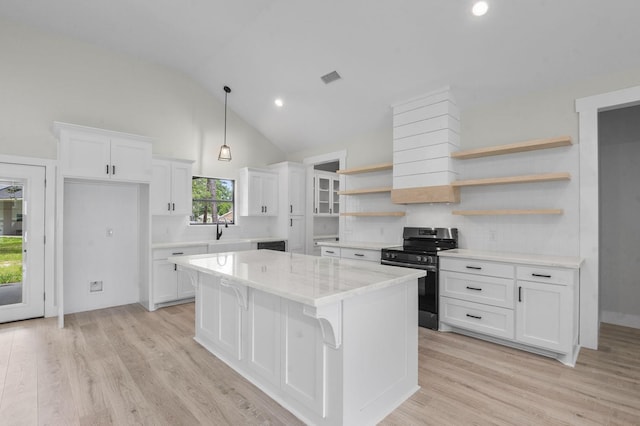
[
  {"x1": 440, "y1": 271, "x2": 515, "y2": 309},
  {"x1": 153, "y1": 245, "x2": 207, "y2": 260},
  {"x1": 321, "y1": 246, "x2": 341, "y2": 258},
  {"x1": 440, "y1": 257, "x2": 514, "y2": 279},
  {"x1": 340, "y1": 248, "x2": 380, "y2": 262},
  {"x1": 517, "y1": 266, "x2": 575, "y2": 286},
  {"x1": 440, "y1": 297, "x2": 515, "y2": 340}
]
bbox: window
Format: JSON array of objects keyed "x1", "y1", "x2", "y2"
[{"x1": 191, "y1": 177, "x2": 235, "y2": 225}]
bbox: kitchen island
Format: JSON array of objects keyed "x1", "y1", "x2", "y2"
[{"x1": 170, "y1": 249, "x2": 425, "y2": 426}]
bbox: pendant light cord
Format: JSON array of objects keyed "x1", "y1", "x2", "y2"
[{"x1": 223, "y1": 86, "x2": 231, "y2": 147}]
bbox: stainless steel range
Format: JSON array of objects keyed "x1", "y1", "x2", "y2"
[{"x1": 381, "y1": 227, "x2": 458, "y2": 330}]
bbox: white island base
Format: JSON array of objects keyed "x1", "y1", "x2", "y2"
[{"x1": 175, "y1": 251, "x2": 421, "y2": 426}]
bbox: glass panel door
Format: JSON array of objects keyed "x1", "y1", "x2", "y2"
[{"x1": 0, "y1": 163, "x2": 45, "y2": 322}]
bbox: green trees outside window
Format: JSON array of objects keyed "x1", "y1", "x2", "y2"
[{"x1": 191, "y1": 177, "x2": 235, "y2": 225}]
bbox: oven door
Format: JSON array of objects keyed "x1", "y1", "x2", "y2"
[{"x1": 381, "y1": 260, "x2": 439, "y2": 330}]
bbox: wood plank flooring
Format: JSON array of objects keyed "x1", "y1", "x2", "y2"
[{"x1": 1, "y1": 303, "x2": 639, "y2": 425}]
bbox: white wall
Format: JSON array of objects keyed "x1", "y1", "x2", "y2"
[
  {"x1": 0, "y1": 18, "x2": 288, "y2": 243},
  {"x1": 63, "y1": 181, "x2": 140, "y2": 313},
  {"x1": 598, "y1": 104, "x2": 640, "y2": 328}
]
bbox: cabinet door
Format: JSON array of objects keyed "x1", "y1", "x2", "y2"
[
  {"x1": 152, "y1": 260, "x2": 178, "y2": 303},
  {"x1": 289, "y1": 167, "x2": 306, "y2": 216},
  {"x1": 315, "y1": 174, "x2": 331, "y2": 215},
  {"x1": 331, "y1": 177, "x2": 340, "y2": 215},
  {"x1": 150, "y1": 160, "x2": 172, "y2": 215},
  {"x1": 515, "y1": 281, "x2": 572, "y2": 353},
  {"x1": 170, "y1": 162, "x2": 193, "y2": 216},
  {"x1": 110, "y1": 137, "x2": 153, "y2": 182},
  {"x1": 288, "y1": 216, "x2": 305, "y2": 254},
  {"x1": 246, "y1": 172, "x2": 265, "y2": 215},
  {"x1": 261, "y1": 172, "x2": 279, "y2": 216},
  {"x1": 60, "y1": 131, "x2": 111, "y2": 179},
  {"x1": 176, "y1": 267, "x2": 196, "y2": 299}
]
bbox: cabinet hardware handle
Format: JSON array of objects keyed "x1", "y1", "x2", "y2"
[
  {"x1": 265, "y1": 206, "x2": 267, "y2": 213},
  {"x1": 168, "y1": 203, "x2": 171, "y2": 211},
  {"x1": 315, "y1": 208, "x2": 318, "y2": 213},
  {"x1": 466, "y1": 286, "x2": 482, "y2": 291},
  {"x1": 466, "y1": 266, "x2": 482, "y2": 270},
  {"x1": 172, "y1": 252, "x2": 184, "y2": 255},
  {"x1": 106, "y1": 164, "x2": 110, "y2": 175},
  {"x1": 532, "y1": 273, "x2": 551, "y2": 278},
  {"x1": 330, "y1": 208, "x2": 332, "y2": 214},
  {"x1": 290, "y1": 205, "x2": 293, "y2": 213},
  {"x1": 174, "y1": 264, "x2": 177, "y2": 271},
  {"x1": 326, "y1": 250, "x2": 335, "y2": 254},
  {"x1": 112, "y1": 165, "x2": 115, "y2": 175},
  {"x1": 172, "y1": 203, "x2": 175, "y2": 211},
  {"x1": 518, "y1": 286, "x2": 522, "y2": 302},
  {"x1": 355, "y1": 253, "x2": 364, "y2": 257},
  {"x1": 466, "y1": 314, "x2": 482, "y2": 320},
  {"x1": 290, "y1": 218, "x2": 293, "y2": 227}
]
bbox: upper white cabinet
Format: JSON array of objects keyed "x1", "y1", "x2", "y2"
[
  {"x1": 151, "y1": 158, "x2": 193, "y2": 216},
  {"x1": 288, "y1": 165, "x2": 306, "y2": 216},
  {"x1": 313, "y1": 171, "x2": 339, "y2": 216},
  {"x1": 238, "y1": 168, "x2": 278, "y2": 216},
  {"x1": 55, "y1": 122, "x2": 153, "y2": 182}
]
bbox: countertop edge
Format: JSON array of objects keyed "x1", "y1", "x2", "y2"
[
  {"x1": 170, "y1": 252, "x2": 425, "y2": 307},
  {"x1": 316, "y1": 241, "x2": 398, "y2": 250},
  {"x1": 152, "y1": 237, "x2": 287, "y2": 249},
  {"x1": 438, "y1": 249, "x2": 583, "y2": 269}
]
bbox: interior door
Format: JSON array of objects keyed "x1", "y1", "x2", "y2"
[{"x1": 0, "y1": 163, "x2": 45, "y2": 323}]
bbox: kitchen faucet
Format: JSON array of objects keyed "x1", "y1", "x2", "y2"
[{"x1": 216, "y1": 217, "x2": 228, "y2": 240}]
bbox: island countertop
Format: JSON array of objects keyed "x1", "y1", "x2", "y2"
[{"x1": 169, "y1": 249, "x2": 425, "y2": 307}]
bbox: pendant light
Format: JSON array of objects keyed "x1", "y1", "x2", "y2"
[{"x1": 218, "y1": 85, "x2": 232, "y2": 161}]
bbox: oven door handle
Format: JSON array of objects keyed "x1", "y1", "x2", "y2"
[{"x1": 381, "y1": 260, "x2": 436, "y2": 272}]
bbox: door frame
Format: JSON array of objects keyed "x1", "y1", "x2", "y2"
[
  {"x1": 0, "y1": 154, "x2": 56, "y2": 319},
  {"x1": 576, "y1": 84, "x2": 640, "y2": 350}
]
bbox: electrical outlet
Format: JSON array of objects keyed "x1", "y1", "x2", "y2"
[{"x1": 89, "y1": 281, "x2": 103, "y2": 293}]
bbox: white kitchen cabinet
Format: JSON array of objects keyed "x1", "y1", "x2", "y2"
[
  {"x1": 56, "y1": 124, "x2": 153, "y2": 182},
  {"x1": 313, "y1": 171, "x2": 339, "y2": 216},
  {"x1": 439, "y1": 253, "x2": 580, "y2": 366},
  {"x1": 515, "y1": 267, "x2": 576, "y2": 354},
  {"x1": 151, "y1": 158, "x2": 193, "y2": 216},
  {"x1": 151, "y1": 245, "x2": 206, "y2": 307},
  {"x1": 239, "y1": 168, "x2": 278, "y2": 216},
  {"x1": 272, "y1": 162, "x2": 306, "y2": 254},
  {"x1": 320, "y1": 245, "x2": 380, "y2": 263},
  {"x1": 287, "y1": 216, "x2": 305, "y2": 253}
]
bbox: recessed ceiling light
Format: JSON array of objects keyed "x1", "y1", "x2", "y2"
[
  {"x1": 472, "y1": 1, "x2": 489, "y2": 16},
  {"x1": 274, "y1": 98, "x2": 284, "y2": 107}
]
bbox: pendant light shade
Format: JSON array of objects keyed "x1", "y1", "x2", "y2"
[{"x1": 218, "y1": 85, "x2": 232, "y2": 161}]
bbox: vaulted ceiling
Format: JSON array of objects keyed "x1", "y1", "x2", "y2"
[{"x1": 2, "y1": 0, "x2": 639, "y2": 154}]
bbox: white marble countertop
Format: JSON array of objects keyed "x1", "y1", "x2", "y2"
[
  {"x1": 170, "y1": 250, "x2": 425, "y2": 306},
  {"x1": 438, "y1": 249, "x2": 583, "y2": 269},
  {"x1": 315, "y1": 240, "x2": 399, "y2": 250},
  {"x1": 152, "y1": 237, "x2": 287, "y2": 250}
]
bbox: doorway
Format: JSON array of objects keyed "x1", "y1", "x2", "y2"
[{"x1": 0, "y1": 163, "x2": 45, "y2": 323}]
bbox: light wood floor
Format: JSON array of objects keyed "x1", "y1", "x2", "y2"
[{"x1": 1, "y1": 303, "x2": 639, "y2": 426}]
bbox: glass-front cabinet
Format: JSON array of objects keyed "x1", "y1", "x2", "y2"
[{"x1": 313, "y1": 171, "x2": 339, "y2": 216}]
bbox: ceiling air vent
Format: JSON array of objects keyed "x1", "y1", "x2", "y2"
[{"x1": 321, "y1": 70, "x2": 342, "y2": 84}]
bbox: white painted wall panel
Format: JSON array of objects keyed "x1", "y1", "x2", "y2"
[
  {"x1": 393, "y1": 101, "x2": 460, "y2": 127},
  {"x1": 394, "y1": 130, "x2": 460, "y2": 152},
  {"x1": 393, "y1": 143, "x2": 452, "y2": 164},
  {"x1": 393, "y1": 172, "x2": 458, "y2": 188},
  {"x1": 393, "y1": 115, "x2": 460, "y2": 140},
  {"x1": 393, "y1": 157, "x2": 455, "y2": 177}
]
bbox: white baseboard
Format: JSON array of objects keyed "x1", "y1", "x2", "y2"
[{"x1": 601, "y1": 310, "x2": 640, "y2": 329}]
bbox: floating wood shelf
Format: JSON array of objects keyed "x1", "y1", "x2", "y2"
[
  {"x1": 452, "y1": 172, "x2": 571, "y2": 187},
  {"x1": 341, "y1": 211, "x2": 406, "y2": 217},
  {"x1": 338, "y1": 187, "x2": 392, "y2": 195},
  {"x1": 451, "y1": 136, "x2": 572, "y2": 160},
  {"x1": 452, "y1": 209, "x2": 564, "y2": 216},
  {"x1": 336, "y1": 162, "x2": 393, "y2": 175},
  {"x1": 391, "y1": 185, "x2": 460, "y2": 204}
]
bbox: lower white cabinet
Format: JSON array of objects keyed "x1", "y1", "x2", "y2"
[
  {"x1": 439, "y1": 254, "x2": 580, "y2": 366},
  {"x1": 152, "y1": 245, "x2": 207, "y2": 307},
  {"x1": 320, "y1": 246, "x2": 380, "y2": 262}
]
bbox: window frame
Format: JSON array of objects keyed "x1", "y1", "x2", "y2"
[{"x1": 190, "y1": 176, "x2": 235, "y2": 226}]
